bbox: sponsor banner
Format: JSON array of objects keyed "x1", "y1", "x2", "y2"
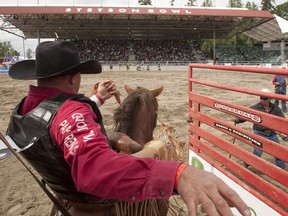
[
  {"x1": 189, "y1": 150, "x2": 280, "y2": 216},
  {"x1": 214, "y1": 122, "x2": 262, "y2": 148},
  {"x1": 214, "y1": 102, "x2": 262, "y2": 123}
]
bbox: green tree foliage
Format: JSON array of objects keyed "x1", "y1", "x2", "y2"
[
  {"x1": 169, "y1": 0, "x2": 175, "y2": 6},
  {"x1": 202, "y1": 0, "x2": 213, "y2": 7},
  {"x1": 228, "y1": 0, "x2": 244, "y2": 8},
  {"x1": 201, "y1": 40, "x2": 212, "y2": 53},
  {"x1": 138, "y1": 0, "x2": 152, "y2": 5},
  {"x1": 274, "y1": 2, "x2": 288, "y2": 19},
  {"x1": 261, "y1": 0, "x2": 275, "y2": 11},
  {"x1": 245, "y1": 1, "x2": 258, "y2": 10},
  {"x1": 186, "y1": 0, "x2": 197, "y2": 6},
  {"x1": 0, "y1": 41, "x2": 19, "y2": 58}
]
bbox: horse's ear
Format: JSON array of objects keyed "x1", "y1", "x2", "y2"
[
  {"x1": 151, "y1": 86, "x2": 164, "y2": 97},
  {"x1": 125, "y1": 85, "x2": 135, "y2": 95}
]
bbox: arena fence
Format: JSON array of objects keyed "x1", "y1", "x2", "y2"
[{"x1": 188, "y1": 64, "x2": 288, "y2": 216}]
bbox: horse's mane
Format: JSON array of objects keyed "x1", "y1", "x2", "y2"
[{"x1": 113, "y1": 87, "x2": 158, "y2": 135}]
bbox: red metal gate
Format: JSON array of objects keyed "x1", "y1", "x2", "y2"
[{"x1": 188, "y1": 64, "x2": 288, "y2": 215}]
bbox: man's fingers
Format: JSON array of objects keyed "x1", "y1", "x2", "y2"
[
  {"x1": 203, "y1": 181, "x2": 231, "y2": 215},
  {"x1": 186, "y1": 198, "x2": 198, "y2": 216},
  {"x1": 222, "y1": 187, "x2": 251, "y2": 216},
  {"x1": 104, "y1": 81, "x2": 116, "y2": 92},
  {"x1": 216, "y1": 179, "x2": 251, "y2": 216}
]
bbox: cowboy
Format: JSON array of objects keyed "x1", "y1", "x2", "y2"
[
  {"x1": 272, "y1": 65, "x2": 287, "y2": 113},
  {"x1": 6, "y1": 41, "x2": 250, "y2": 216},
  {"x1": 235, "y1": 88, "x2": 286, "y2": 169}
]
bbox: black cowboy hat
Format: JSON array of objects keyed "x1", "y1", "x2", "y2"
[{"x1": 9, "y1": 41, "x2": 102, "y2": 80}]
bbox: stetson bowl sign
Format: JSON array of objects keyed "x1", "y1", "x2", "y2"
[{"x1": 65, "y1": 7, "x2": 205, "y2": 15}]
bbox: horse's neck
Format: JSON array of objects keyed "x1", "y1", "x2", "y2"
[
  {"x1": 114, "y1": 119, "x2": 154, "y2": 147},
  {"x1": 129, "y1": 123, "x2": 154, "y2": 146}
]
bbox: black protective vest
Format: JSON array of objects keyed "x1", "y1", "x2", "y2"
[{"x1": 7, "y1": 94, "x2": 108, "y2": 203}]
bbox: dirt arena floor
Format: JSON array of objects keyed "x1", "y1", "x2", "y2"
[{"x1": 0, "y1": 68, "x2": 287, "y2": 215}]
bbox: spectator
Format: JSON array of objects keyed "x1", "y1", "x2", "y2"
[
  {"x1": 235, "y1": 88, "x2": 286, "y2": 169},
  {"x1": 272, "y1": 65, "x2": 287, "y2": 113},
  {"x1": 109, "y1": 63, "x2": 113, "y2": 71}
]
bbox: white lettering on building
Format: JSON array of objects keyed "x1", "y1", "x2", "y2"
[
  {"x1": 131, "y1": 9, "x2": 140, "y2": 13},
  {"x1": 119, "y1": 8, "x2": 127, "y2": 13},
  {"x1": 171, "y1": 9, "x2": 181, "y2": 13},
  {"x1": 76, "y1": 8, "x2": 83, "y2": 13},
  {"x1": 64, "y1": 7, "x2": 196, "y2": 15},
  {"x1": 159, "y1": 9, "x2": 167, "y2": 13}
]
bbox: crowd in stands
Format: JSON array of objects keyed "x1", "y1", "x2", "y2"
[
  {"x1": 133, "y1": 40, "x2": 194, "y2": 61},
  {"x1": 72, "y1": 39, "x2": 196, "y2": 63},
  {"x1": 73, "y1": 39, "x2": 130, "y2": 62},
  {"x1": 72, "y1": 39, "x2": 287, "y2": 65}
]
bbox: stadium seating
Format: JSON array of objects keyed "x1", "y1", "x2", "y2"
[{"x1": 72, "y1": 39, "x2": 287, "y2": 66}]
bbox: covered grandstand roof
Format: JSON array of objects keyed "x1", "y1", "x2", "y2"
[
  {"x1": 243, "y1": 14, "x2": 288, "y2": 42},
  {"x1": 0, "y1": 6, "x2": 274, "y2": 40}
]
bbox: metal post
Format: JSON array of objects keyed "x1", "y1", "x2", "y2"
[
  {"x1": 22, "y1": 38, "x2": 26, "y2": 59},
  {"x1": 281, "y1": 39, "x2": 286, "y2": 64},
  {"x1": 213, "y1": 30, "x2": 216, "y2": 61}
]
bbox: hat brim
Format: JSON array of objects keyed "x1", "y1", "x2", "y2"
[{"x1": 9, "y1": 59, "x2": 102, "y2": 80}]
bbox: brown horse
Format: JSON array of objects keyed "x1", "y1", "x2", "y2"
[
  {"x1": 107, "y1": 85, "x2": 185, "y2": 216},
  {"x1": 109, "y1": 84, "x2": 185, "y2": 159},
  {"x1": 109, "y1": 85, "x2": 164, "y2": 153}
]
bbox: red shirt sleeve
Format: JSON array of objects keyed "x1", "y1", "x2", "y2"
[{"x1": 50, "y1": 99, "x2": 180, "y2": 202}]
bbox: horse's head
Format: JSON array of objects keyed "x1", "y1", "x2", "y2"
[{"x1": 113, "y1": 85, "x2": 164, "y2": 146}]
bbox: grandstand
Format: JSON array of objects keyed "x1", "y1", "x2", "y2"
[
  {"x1": 216, "y1": 44, "x2": 288, "y2": 65},
  {"x1": 72, "y1": 39, "x2": 288, "y2": 66},
  {"x1": 1, "y1": 5, "x2": 287, "y2": 66}
]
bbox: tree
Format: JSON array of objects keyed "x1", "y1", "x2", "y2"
[
  {"x1": 201, "y1": 40, "x2": 213, "y2": 53},
  {"x1": 138, "y1": 0, "x2": 152, "y2": 5},
  {"x1": 228, "y1": 0, "x2": 244, "y2": 8},
  {"x1": 261, "y1": 0, "x2": 275, "y2": 11},
  {"x1": 245, "y1": 1, "x2": 258, "y2": 10},
  {"x1": 0, "y1": 41, "x2": 19, "y2": 58},
  {"x1": 274, "y1": 2, "x2": 288, "y2": 19},
  {"x1": 202, "y1": 0, "x2": 213, "y2": 7},
  {"x1": 186, "y1": 0, "x2": 197, "y2": 6},
  {"x1": 169, "y1": 0, "x2": 175, "y2": 6}
]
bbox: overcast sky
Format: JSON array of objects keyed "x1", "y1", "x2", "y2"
[{"x1": 0, "y1": 0, "x2": 286, "y2": 57}]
